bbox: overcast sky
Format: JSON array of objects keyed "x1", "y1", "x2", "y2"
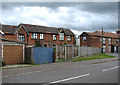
[{"x1": 1, "y1": 2, "x2": 118, "y2": 36}]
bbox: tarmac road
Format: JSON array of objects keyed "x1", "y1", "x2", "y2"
[{"x1": 2, "y1": 60, "x2": 119, "y2": 84}]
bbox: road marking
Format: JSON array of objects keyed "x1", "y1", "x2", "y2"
[
  {"x1": 49, "y1": 74, "x2": 90, "y2": 84},
  {"x1": 3, "y1": 75, "x2": 15, "y2": 78},
  {"x1": 102, "y1": 66, "x2": 119, "y2": 72}
]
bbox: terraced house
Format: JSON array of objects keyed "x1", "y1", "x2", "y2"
[
  {"x1": 1, "y1": 23, "x2": 75, "y2": 47},
  {"x1": 80, "y1": 31, "x2": 120, "y2": 53}
]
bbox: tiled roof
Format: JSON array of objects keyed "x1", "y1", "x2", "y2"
[
  {"x1": 63, "y1": 28, "x2": 75, "y2": 36},
  {"x1": 20, "y1": 23, "x2": 59, "y2": 34},
  {"x1": 1, "y1": 23, "x2": 75, "y2": 36},
  {"x1": 1, "y1": 25, "x2": 18, "y2": 34},
  {"x1": 85, "y1": 31, "x2": 119, "y2": 38},
  {"x1": 20, "y1": 23, "x2": 75, "y2": 36},
  {"x1": 0, "y1": 37, "x2": 26, "y2": 44}
]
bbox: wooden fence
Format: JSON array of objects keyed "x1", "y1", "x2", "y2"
[
  {"x1": 56, "y1": 45, "x2": 79, "y2": 60},
  {"x1": 55, "y1": 45, "x2": 101, "y2": 60}
]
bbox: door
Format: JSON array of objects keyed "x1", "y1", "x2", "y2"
[
  {"x1": 33, "y1": 47, "x2": 54, "y2": 64},
  {"x1": 111, "y1": 45, "x2": 114, "y2": 53},
  {"x1": 3, "y1": 45, "x2": 23, "y2": 64},
  {"x1": 114, "y1": 46, "x2": 116, "y2": 53}
]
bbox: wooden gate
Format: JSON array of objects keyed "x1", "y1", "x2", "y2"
[{"x1": 33, "y1": 47, "x2": 54, "y2": 64}]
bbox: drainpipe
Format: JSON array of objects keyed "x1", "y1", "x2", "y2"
[
  {"x1": 102, "y1": 28, "x2": 103, "y2": 53},
  {"x1": 27, "y1": 34, "x2": 29, "y2": 45}
]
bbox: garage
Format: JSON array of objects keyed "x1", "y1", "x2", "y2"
[{"x1": 2, "y1": 41, "x2": 25, "y2": 64}]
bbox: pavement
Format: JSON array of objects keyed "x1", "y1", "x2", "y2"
[
  {"x1": 2, "y1": 64, "x2": 33, "y2": 69},
  {"x1": 2, "y1": 53, "x2": 119, "y2": 84}
]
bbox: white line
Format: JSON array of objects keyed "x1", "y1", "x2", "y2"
[
  {"x1": 102, "y1": 66, "x2": 119, "y2": 72},
  {"x1": 49, "y1": 74, "x2": 90, "y2": 84},
  {"x1": 3, "y1": 75, "x2": 15, "y2": 78}
]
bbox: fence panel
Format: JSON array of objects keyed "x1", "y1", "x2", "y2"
[
  {"x1": 33, "y1": 47, "x2": 54, "y2": 64},
  {"x1": 56, "y1": 45, "x2": 79, "y2": 60},
  {"x1": 56, "y1": 45, "x2": 101, "y2": 60}
]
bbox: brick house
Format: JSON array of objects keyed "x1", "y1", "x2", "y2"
[
  {"x1": 80, "y1": 31, "x2": 120, "y2": 53},
  {"x1": 0, "y1": 29, "x2": 26, "y2": 64},
  {"x1": 1, "y1": 24, "x2": 75, "y2": 47}
]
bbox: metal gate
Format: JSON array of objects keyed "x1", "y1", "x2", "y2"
[{"x1": 33, "y1": 47, "x2": 54, "y2": 64}]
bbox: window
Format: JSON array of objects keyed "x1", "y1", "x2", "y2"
[
  {"x1": 83, "y1": 37, "x2": 86, "y2": 43},
  {"x1": 83, "y1": 45, "x2": 87, "y2": 47},
  {"x1": 53, "y1": 35, "x2": 57, "y2": 40},
  {"x1": 109, "y1": 38, "x2": 111, "y2": 44},
  {"x1": 32, "y1": 33, "x2": 37, "y2": 39},
  {"x1": 103, "y1": 45, "x2": 105, "y2": 52},
  {"x1": 103, "y1": 38, "x2": 105, "y2": 44},
  {"x1": 117, "y1": 39, "x2": 119, "y2": 44},
  {"x1": 44, "y1": 44, "x2": 47, "y2": 47},
  {"x1": 53, "y1": 44, "x2": 56, "y2": 48},
  {"x1": 18, "y1": 35, "x2": 25, "y2": 41},
  {"x1": 40, "y1": 34, "x2": 44, "y2": 39},
  {"x1": 59, "y1": 33, "x2": 64, "y2": 40},
  {"x1": 67, "y1": 36, "x2": 71, "y2": 41}
]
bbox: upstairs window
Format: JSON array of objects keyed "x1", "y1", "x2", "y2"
[
  {"x1": 53, "y1": 35, "x2": 57, "y2": 40},
  {"x1": 83, "y1": 37, "x2": 86, "y2": 43},
  {"x1": 59, "y1": 33, "x2": 64, "y2": 40},
  {"x1": 67, "y1": 36, "x2": 71, "y2": 41},
  {"x1": 18, "y1": 35, "x2": 25, "y2": 41},
  {"x1": 117, "y1": 39, "x2": 119, "y2": 44},
  {"x1": 40, "y1": 34, "x2": 44, "y2": 39},
  {"x1": 32, "y1": 33, "x2": 37, "y2": 39},
  {"x1": 103, "y1": 38, "x2": 105, "y2": 44},
  {"x1": 109, "y1": 38, "x2": 111, "y2": 44}
]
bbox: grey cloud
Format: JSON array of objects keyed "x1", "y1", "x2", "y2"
[
  {"x1": 1, "y1": 2, "x2": 118, "y2": 34},
  {"x1": 2, "y1": 2, "x2": 118, "y2": 14}
]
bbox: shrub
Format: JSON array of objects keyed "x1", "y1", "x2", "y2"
[{"x1": 2, "y1": 62, "x2": 6, "y2": 66}]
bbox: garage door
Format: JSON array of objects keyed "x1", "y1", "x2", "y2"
[{"x1": 3, "y1": 45, "x2": 23, "y2": 64}]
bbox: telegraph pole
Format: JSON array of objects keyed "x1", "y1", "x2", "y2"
[{"x1": 102, "y1": 28, "x2": 103, "y2": 53}]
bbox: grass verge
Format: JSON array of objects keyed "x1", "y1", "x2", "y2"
[{"x1": 72, "y1": 53, "x2": 116, "y2": 62}]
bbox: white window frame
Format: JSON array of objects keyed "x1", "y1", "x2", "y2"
[
  {"x1": 103, "y1": 38, "x2": 105, "y2": 44},
  {"x1": 59, "y1": 33, "x2": 64, "y2": 40},
  {"x1": 83, "y1": 37, "x2": 86, "y2": 43},
  {"x1": 18, "y1": 34, "x2": 25, "y2": 41},
  {"x1": 40, "y1": 34, "x2": 44, "y2": 39},
  {"x1": 117, "y1": 39, "x2": 119, "y2": 44},
  {"x1": 67, "y1": 36, "x2": 71, "y2": 41},
  {"x1": 53, "y1": 35, "x2": 57, "y2": 40},
  {"x1": 109, "y1": 38, "x2": 111, "y2": 44},
  {"x1": 31, "y1": 33, "x2": 37, "y2": 39}
]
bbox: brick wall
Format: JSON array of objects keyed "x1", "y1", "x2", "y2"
[
  {"x1": 18, "y1": 27, "x2": 28, "y2": 44},
  {"x1": 80, "y1": 35, "x2": 120, "y2": 53},
  {"x1": 3, "y1": 26, "x2": 75, "y2": 47},
  {"x1": 4, "y1": 34, "x2": 17, "y2": 41},
  {"x1": 27, "y1": 33, "x2": 75, "y2": 47}
]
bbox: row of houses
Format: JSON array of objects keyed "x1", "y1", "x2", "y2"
[
  {"x1": 0, "y1": 23, "x2": 120, "y2": 64},
  {"x1": 0, "y1": 23, "x2": 120, "y2": 53},
  {"x1": 80, "y1": 31, "x2": 120, "y2": 53},
  {"x1": 1, "y1": 23, "x2": 75, "y2": 47}
]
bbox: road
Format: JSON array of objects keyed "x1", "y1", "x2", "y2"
[{"x1": 2, "y1": 60, "x2": 119, "y2": 84}]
